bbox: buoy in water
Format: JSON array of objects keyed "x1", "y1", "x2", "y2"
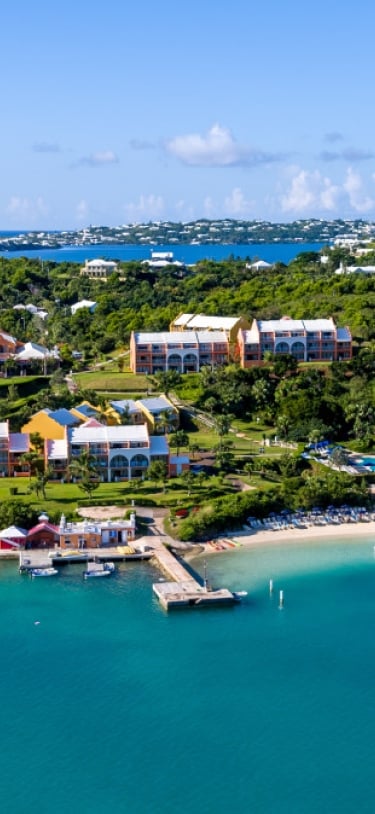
[
  {"x1": 269, "y1": 579, "x2": 273, "y2": 595},
  {"x1": 279, "y1": 590, "x2": 284, "y2": 609},
  {"x1": 34, "y1": 621, "x2": 40, "y2": 626}
]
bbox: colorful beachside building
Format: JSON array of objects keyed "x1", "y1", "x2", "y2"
[
  {"x1": 105, "y1": 399, "x2": 146, "y2": 427},
  {"x1": 26, "y1": 514, "x2": 59, "y2": 549},
  {"x1": 237, "y1": 317, "x2": 352, "y2": 367},
  {"x1": 45, "y1": 420, "x2": 171, "y2": 482},
  {"x1": 0, "y1": 525, "x2": 27, "y2": 550},
  {"x1": 57, "y1": 512, "x2": 136, "y2": 549},
  {"x1": 130, "y1": 330, "x2": 230, "y2": 374},
  {"x1": 22, "y1": 408, "x2": 80, "y2": 442}
]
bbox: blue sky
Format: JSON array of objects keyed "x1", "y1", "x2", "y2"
[{"x1": 2, "y1": 0, "x2": 375, "y2": 229}]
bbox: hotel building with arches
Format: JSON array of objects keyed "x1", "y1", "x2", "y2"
[{"x1": 237, "y1": 317, "x2": 352, "y2": 366}]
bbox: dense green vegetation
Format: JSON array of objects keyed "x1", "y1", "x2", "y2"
[
  {"x1": 1, "y1": 246, "x2": 375, "y2": 362},
  {"x1": 1, "y1": 249, "x2": 375, "y2": 539}
]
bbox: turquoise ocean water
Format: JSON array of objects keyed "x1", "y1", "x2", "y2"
[
  {"x1": 1, "y1": 536, "x2": 374, "y2": 814},
  {"x1": 0, "y1": 242, "x2": 325, "y2": 265}
]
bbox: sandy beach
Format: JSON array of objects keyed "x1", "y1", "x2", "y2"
[{"x1": 200, "y1": 519, "x2": 375, "y2": 553}]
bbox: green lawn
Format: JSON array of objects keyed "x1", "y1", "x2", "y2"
[
  {"x1": 0, "y1": 471, "x2": 243, "y2": 519},
  {"x1": 73, "y1": 371, "x2": 150, "y2": 393}
]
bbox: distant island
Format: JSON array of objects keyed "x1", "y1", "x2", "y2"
[{"x1": 1, "y1": 217, "x2": 375, "y2": 252}]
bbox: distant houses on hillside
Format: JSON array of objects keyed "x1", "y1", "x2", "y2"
[{"x1": 0, "y1": 329, "x2": 59, "y2": 372}]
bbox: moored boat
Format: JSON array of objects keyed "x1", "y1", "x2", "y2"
[
  {"x1": 30, "y1": 567, "x2": 58, "y2": 578},
  {"x1": 83, "y1": 561, "x2": 115, "y2": 579}
]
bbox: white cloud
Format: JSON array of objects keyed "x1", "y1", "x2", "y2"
[
  {"x1": 343, "y1": 167, "x2": 374, "y2": 212},
  {"x1": 5, "y1": 196, "x2": 49, "y2": 222},
  {"x1": 124, "y1": 194, "x2": 165, "y2": 220},
  {"x1": 165, "y1": 123, "x2": 283, "y2": 167},
  {"x1": 224, "y1": 187, "x2": 255, "y2": 217},
  {"x1": 281, "y1": 169, "x2": 340, "y2": 213}
]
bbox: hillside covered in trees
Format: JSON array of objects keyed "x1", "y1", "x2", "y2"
[{"x1": 1, "y1": 247, "x2": 375, "y2": 361}]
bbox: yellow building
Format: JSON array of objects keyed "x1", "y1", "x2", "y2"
[{"x1": 22, "y1": 408, "x2": 80, "y2": 441}]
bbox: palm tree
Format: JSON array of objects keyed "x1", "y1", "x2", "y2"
[
  {"x1": 69, "y1": 450, "x2": 101, "y2": 497},
  {"x1": 215, "y1": 413, "x2": 233, "y2": 450},
  {"x1": 169, "y1": 429, "x2": 189, "y2": 456},
  {"x1": 20, "y1": 451, "x2": 41, "y2": 484}
]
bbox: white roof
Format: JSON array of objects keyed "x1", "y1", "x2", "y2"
[
  {"x1": 346, "y1": 265, "x2": 375, "y2": 274},
  {"x1": 71, "y1": 300, "x2": 97, "y2": 315},
  {"x1": 85, "y1": 259, "x2": 117, "y2": 268},
  {"x1": 0, "y1": 525, "x2": 27, "y2": 539},
  {"x1": 70, "y1": 424, "x2": 149, "y2": 444},
  {"x1": 109, "y1": 399, "x2": 140, "y2": 415},
  {"x1": 134, "y1": 331, "x2": 198, "y2": 344},
  {"x1": 173, "y1": 314, "x2": 239, "y2": 330},
  {"x1": 197, "y1": 331, "x2": 229, "y2": 343},
  {"x1": 47, "y1": 439, "x2": 68, "y2": 459},
  {"x1": 139, "y1": 397, "x2": 174, "y2": 414},
  {"x1": 16, "y1": 342, "x2": 58, "y2": 360},
  {"x1": 173, "y1": 313, "x2": 194, "y2": 327},
  {"x1": 258, "y1": 318, "x2": 336, "y2": 333},
  {"x1": 250, "y1": 260, "x2": 272, "y2": 269}
]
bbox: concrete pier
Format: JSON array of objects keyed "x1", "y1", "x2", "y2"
[{"x1": 150, "y1": 537, "x2": 239, "y2": 610}]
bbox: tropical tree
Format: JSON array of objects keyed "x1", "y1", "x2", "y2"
[
  {"x1": 20, "y1": 450, "x2": 42, "y2": 484},
  {"x1": 153, "y1": 369, "x2": 181, "y2": 396},
  {"x1": 181, "y1": 470, "x2": 195, "y2": 496},
  {"x1": 147, "y1": 460, "x2": 168, "y2": 490},
  {"x1": 34, "y1": 467, "x2": 52, "y2": 499},
  {"x1": 69, "y1": 451, "x2": 101, "y2": 497},
  {"x1": 215, "y1": 413, "x2": 233, "y2": 450},
  {"x1": 169, "y1": 429, "x2": 189, "y2": 456}
]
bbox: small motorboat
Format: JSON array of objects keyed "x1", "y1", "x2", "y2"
[
  {"x1": 30, "y1": 567, "x2": 58, "y2": 578},
  {"x1": 83, "y1": 562, "x2": 115, "y2": 579}
]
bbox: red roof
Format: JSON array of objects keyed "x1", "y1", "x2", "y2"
[{"x1": 26, "y1": 522, "x2": 59, "y2": 537}]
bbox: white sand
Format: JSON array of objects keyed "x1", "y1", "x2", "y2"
[{"x1": 200, "y1": 520, "x2": 375, "y2": 553}]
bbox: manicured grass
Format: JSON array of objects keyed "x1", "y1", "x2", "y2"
[
  {"x1": 73, "y1": 371, "x2": 150, "y2": 393},
  {"x1": 0, "y1": 472, "x2": 240, "y2": 518}
]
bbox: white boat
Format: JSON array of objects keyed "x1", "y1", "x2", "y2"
[
  {"x1": 83, "y1": 561, "x2": 115, "y2": 579},
  {"x1": 30, "y1": 567, "x2": 58, "y2": 578}
]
